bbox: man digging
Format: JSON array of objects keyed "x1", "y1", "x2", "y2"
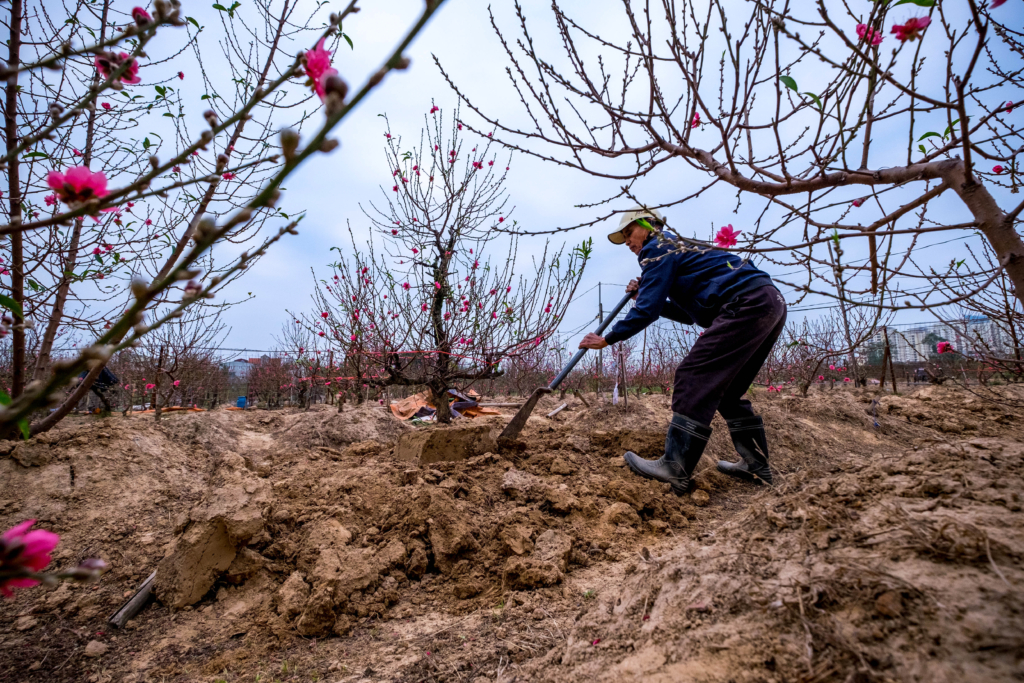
[{"x1": 579, "y1": 207, "x2": 787, "y2": 495}]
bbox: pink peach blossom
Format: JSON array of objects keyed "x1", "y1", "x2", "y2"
[
  {"x1": 856, "y1": 24, "x2": 883, "y2": 47},
  {"x1": 891, "y1": 16, "x2": 930, "y2": 42},
  {"x1": 94, "y1": 52, "x2": 141, "y2": 84},
  {"x1": 131, "y1": 7, "x2": 152, "y2": 24},
  {"x1": 0, "y1": 520, "x2": 60, "y2": 597},
  {"x1": 47, "y1": 166, "x2": 109, "y2": 204},
  {"x1": 304, "y1": 38, "x2": 338, "y2": 102},
  {"x1": 714, "y1": 224, "x2": 741, "y2": 249}
]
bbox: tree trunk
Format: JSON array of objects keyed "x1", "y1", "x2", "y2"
[
  {"x1": 946, "y1": 165, "x2": 1024, "y2": 310},
  {"x1": 430, "y1": 383, "x2": 452, "y2": 424},
  {"x1": 5, "y1": 0, "x2": 24, "y2": 398},
  {"x1": 32, "y1": 0, "x2": 109, "y2": 382}
]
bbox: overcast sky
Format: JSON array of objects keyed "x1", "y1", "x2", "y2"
[{"x1": 170, "y1": 0, "x2": 1017, "y2": 353}]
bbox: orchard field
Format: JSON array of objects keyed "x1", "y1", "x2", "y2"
[
  {"x1": 2, "y1": 0, "x2": 1023, "y2": 682},
  {"x1": 0, "y1": 382, "x2": 1023, "y2": 682}
]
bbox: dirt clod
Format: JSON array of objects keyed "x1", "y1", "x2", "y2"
[
  {"x1": 875, "y1": 590, "x2": 903, "y2": 618},
  {"x1": 394, "y1": 424, "x2": 497, "y2": 464},
  {"x1": 83, "y1": 641, "x2": 108, "y2": 658}
]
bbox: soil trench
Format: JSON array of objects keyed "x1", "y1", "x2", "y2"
[{"x1": 1, "y1": 386, "x2": 1022, "y2": 683}]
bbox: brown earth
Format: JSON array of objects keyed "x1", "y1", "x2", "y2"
[{"x1": 0, "y1": 385, "x2": 1022, "y2": 683}]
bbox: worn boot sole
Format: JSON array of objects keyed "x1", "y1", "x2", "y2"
[
  {"x1": 717, "y1": 460, "x2": 772, "y2": 486},
  {"x1": 624, "y1": 451, "x2": 690, "y2": 496}
]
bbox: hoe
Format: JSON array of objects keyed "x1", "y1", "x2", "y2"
[{"x1": 498, "y1": 291, "x2": 633, "y2": 444}]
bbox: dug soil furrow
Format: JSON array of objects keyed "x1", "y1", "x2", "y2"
[{"x1": 1, "y1": 386, "x2": 1021, "y2": 682}]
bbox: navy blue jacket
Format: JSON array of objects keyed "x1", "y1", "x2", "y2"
[{"x1": 603, "y1": 232, "x2": 774, "y2": 344}]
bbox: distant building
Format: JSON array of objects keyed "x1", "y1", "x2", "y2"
[
  {"x1": 868, "y1": 318, "x2": 1016, "y2": 363},
  {"x1": 224, "y1": 358, "x2": 251, "y2": 378}
]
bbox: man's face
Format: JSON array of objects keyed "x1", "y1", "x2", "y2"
[{"x1": 624, "y1": 222, "x2": 648, "y2": 255}]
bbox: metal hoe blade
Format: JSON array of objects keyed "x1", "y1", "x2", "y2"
[
  {"x1": 497, "y1": 291, "x2": 634, "y2": 444},
  {"x1": 497, "y1": 386, "x2": 551, "y2": 444}
]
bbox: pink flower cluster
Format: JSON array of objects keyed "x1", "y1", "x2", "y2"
[
  {"x1": 856, "y1": 23, "x2": 883, "y2": 47},
  {"x1": 714, "y1": 225, "x2": 741, "y2": 249},
  {"x1": 891, "y1": 17, "x2": 930, "y2": 43},
  {"x1": 0, "y1": 520, "x2": 58, "y2": 597},
  {"x1": 94, "y1": 52, "x2": 141, "y2": 85},
  {"x1": 304, "y1": 38, "x2": 339, "y2": 102},
  {"x1": 46, "y1": 166, "x2": 109, "y2": 204}
]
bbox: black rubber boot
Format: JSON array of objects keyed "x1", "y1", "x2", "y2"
[
  {"x1": 624, "y1": 413, "x2": 711, "y2": 496},
  {"x1": 718, "y1": 415, "x2": 774, "y2": 485}
]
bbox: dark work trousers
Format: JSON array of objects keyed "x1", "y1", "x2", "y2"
[{"x1": 671, "y1": 285, "x2": 787, "y2": 426}]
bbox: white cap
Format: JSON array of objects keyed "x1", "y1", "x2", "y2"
[{"x1": 607, "y1": 206, "x2": 666, "y2": 244}]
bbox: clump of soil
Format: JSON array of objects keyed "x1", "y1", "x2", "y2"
[{"x1": 0, "y1": 386, "x2": 1022, "y2": 683}]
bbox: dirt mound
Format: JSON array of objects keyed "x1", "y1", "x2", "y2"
[{"x1": 0, "y1": 386, "x2": 1021, "y2": 682}]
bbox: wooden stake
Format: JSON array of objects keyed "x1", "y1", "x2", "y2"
[
  {"x1": 108, "y1": 571, "x2": 156, "y2": 628},
  {"x1": 153, "y1": 345, "x2": 165, "y2": 422},
  {"x1": 546, "y1": 403, "x2": 568, "y2": 418},
  {"x1": 883, "y1": 326, "x2": 898, "y2": 395}
]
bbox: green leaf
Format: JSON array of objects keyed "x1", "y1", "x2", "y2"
[
  {"x1": 342, "y1": 33, "x2": 353, "y2": 50},
  {"x1": 780, "y1": 75, "x2": 799, "y2": 92},
  {"x1": 94, "y1": 254, "x2": 103, "y2": 264},
  {"x1": 143, "y1": 137, "x2": 151, "y2": 150},
  {"x1": 918, "y1": 144, "x2": 927, "y2": 154},
  {"x1": 891, "y1": 0, "x2": 935, "y2": 7},
  {"x1": 23, "y1": 151, "x2": 49, "y2": 159},
  {"x1": 0, "y1": 390, "x2": 10, "y2": 407},
  {"x1": 635, "y1": 217, "x2": 655, "y2": 233},
  {"x1": 803, "y1": 92, "x2": 822, "y2": 110},
  {"x1": 187, "y1": 16, "x2": 200, "y2": 28},
  {"x1": 917, "y1": 131, "x2": 940, "y2": 141},
  {"x1": 18, "y1": 418, "x2": 30, "y2": 440},
  {"x1": 212, "y1": 3, "x2": 227, "y2": 10},
  {"x1": 942, "y1": 118, "x2": 968, "y2": 139},
  {"x1": 0, "y1": 294, "x2": 23, "y2": 317},
  {"x1": 163, "y1": 112, "x2": 174, "y2": 117}
]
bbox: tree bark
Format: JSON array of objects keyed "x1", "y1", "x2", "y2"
[
  {"x1": 5, "y1": 0, "x2": 24, "y2": 397},
  {"x1": 945, "y1": 164, "x2": 1024, "y2": 310},
  {"x1": 32, "y1": 0, "x2": 109, "y2": 382},
  {"x1": 430, "y1": 382, "x2": 452, "y2": 424}
]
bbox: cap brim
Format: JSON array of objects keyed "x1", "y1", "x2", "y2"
[{"x1": 607, "y1": 230, "x2": 627, "y2": 245}]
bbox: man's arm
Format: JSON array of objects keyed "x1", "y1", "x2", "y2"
[{"x1": 602, "y1": 250, "x2": 675, "y2": 345}]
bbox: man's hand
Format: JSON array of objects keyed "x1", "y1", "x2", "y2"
[
  {"x1": 626, "y1": 278, "x2": 640, "y2": 299},
  {"x1": 579, "y1": 333, "x2": 609, "y2": 350}
]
